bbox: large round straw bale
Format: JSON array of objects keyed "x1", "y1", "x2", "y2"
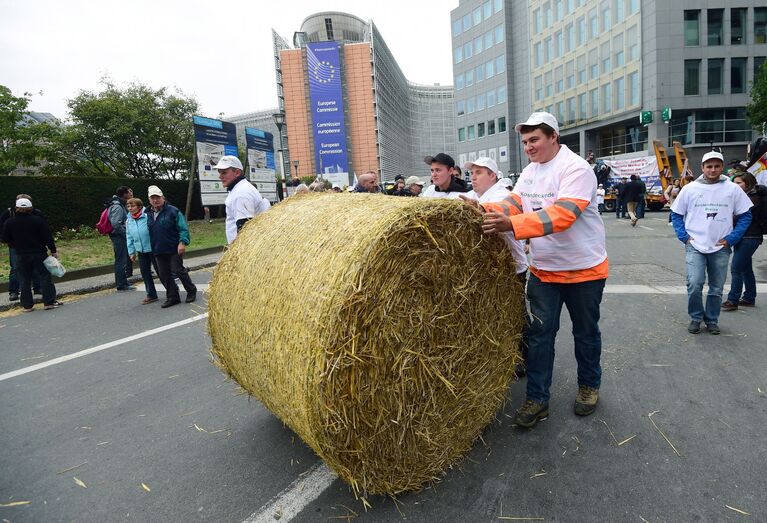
[{"x1": 208, "y1": 193, "x2": 525, "y2": 495}]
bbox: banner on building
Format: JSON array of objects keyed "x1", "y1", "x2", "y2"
[
  {"x1": 604, "y1": 156, "x2": 661, "y2": 191},
  {"x1": 193, "y1": 116, "x2": 238, "y2": 205},
  {"x1": 307, "y1": 42, "x2": 350, "y2": 187},
  {"x1": 245, "y1": 127, "x2": 278, "y2": 203}
]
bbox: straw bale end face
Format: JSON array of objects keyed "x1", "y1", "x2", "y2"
[{"x1": 208, "y1": 193, "x2": 525, "y2": 495}]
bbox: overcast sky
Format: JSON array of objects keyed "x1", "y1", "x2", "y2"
[{"x1": 1, "y1": 0, "x2": 456, "y2": 120}]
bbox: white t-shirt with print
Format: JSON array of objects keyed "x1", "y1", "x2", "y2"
[
  {"x1": 511, "y1": 144, "x2": 607, "y2": 272},
  {"x1": 420, "y1": 185, "x2": 465, "y2": 199},
  {"x1": 466, "y1": 181, "x2": 529, "y2": 274},
  {"x1": 670, "y1": 177, "x2": 754, "y2": 254}
]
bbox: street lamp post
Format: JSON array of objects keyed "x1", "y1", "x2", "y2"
[
  {"x1": 293, "y1": 160, "x2": 300, "y2": 180},
  {"x1": 272, "y1": 112, "x2": 287, "y2": 201}
]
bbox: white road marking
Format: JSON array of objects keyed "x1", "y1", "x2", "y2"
[
  {"x1": 638, "y1": 225, "x2": 654, "y2": 231},
  {"x1": 243, "y1": 461, "x2": 337, "y2": 523},
  {"x1": 605, "y1": 284, "x2": 767, "y2": 294},
  {"x1": 0, "y1": 313, "x2": 208, "y2": 383}
]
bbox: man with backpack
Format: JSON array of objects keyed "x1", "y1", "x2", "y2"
[{"x1": 104, "y1": 186, "x2": 134, "y2": 291}]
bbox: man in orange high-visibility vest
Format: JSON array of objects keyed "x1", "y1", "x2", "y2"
[{"x1": 462, "y1": 112, "x2": 608, "y2": 429}]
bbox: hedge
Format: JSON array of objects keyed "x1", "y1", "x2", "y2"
[{"x1": 0, "y1": 176, "x2": 204, "y2": 232}]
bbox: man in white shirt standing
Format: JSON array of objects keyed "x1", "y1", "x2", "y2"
[
  {"x1": 214, "y1": 155, "x2": 271, "y2": 244},
  {"x1": 670, "y1": 151, "x2": 753, "y2": 335}
]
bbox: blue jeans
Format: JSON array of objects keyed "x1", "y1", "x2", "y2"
[
  {"x1": 110, "y1": 233, "x2": 129, "y2": 289},
  {"x1": 137, "y1": 252, "x2": 158, "y2": 299},
  {"x1": 685, "y1": 244, "x2": 731, "y2": 324},
  {"x1": 637, "y1": 198, "x2": 646, "y2": 218},
  {"x1": 16, "y1": 252, "x2": 56, "y2": 309},
  {"x1": 726, "y1": 238, "x2": 762, "y2": 304},
  {"x1": 525, "y1": 274, "x2": 605, "y2": 403}
]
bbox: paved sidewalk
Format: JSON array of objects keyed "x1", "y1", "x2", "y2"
[{"x1": 0, "y1": 251, "x2": 223, "y2": 312}]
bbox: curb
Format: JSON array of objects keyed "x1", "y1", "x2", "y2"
[{"x1": 0, "y1": 256, "x2": 221, "y2": 313}]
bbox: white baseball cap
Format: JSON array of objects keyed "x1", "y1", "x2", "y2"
[
  {"x1": 463, "y1": 157, "x2": 499, "y2": 176},
  {"x1": 15, "y1": 198, "x2": 32, "y2": 208},
  {"x1": 405, "y1": 176, "x2": 425, "y2": 186},
  {"x1": 147, "y1": 185, "x2": 164, "y2": 197},
  {"x1": 213, "y1": 155, "x2": 243, "y2": 170},
  {"x1": 514, "y1": 111, "x2": 560, "y2": 134},
  {"x1": 701, "y1": 151, "x2": 724, "y2": 164}
]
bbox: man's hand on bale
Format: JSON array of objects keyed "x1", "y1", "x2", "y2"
[{"x1": 481, "y1": 212, "x2": 513, "y2": 234}]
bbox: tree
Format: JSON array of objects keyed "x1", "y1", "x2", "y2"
[
  {"x1": 0, "y1": 86, "x2": 61, "y2": 175},
  {"x1": 61, "y1": 79, "x2": 199, "y2": 179},
  {"x1": 747, "y1": 61, "x2": 767, "y2": 132}
]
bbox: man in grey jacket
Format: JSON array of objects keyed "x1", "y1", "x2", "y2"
[{"x1": 107, "y1": 186, "x2": 133, "y2": 290}]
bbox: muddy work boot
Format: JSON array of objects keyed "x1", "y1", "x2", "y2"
[
  {"x1": 574, "y1": 386, "x2": 599, "y2": 416},
  {"x1": 513, "y1": 399, "x2": 549, "y2": 428}
]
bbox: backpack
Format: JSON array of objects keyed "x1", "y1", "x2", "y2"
[{"x1": 96, "y1": 207, "x2": 113, "y2": 235}]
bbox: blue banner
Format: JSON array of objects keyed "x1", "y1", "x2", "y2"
[
  {"x1": 192, "y1": 116, "x2": 239, "y2": 205},
  {"x1": 245, "y1": 127, "x2": 275, "y2": 170},
  {"x1": 307, "y1": 42, "x2": 349, "y2": 178},
  {"x1": 245, "y1": 127, "x2": 278, "y2": 202}
]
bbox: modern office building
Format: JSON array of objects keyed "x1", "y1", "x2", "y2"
[
  {"x1": 452, "y1": 1, "x2": 766, "y2": 171},
  {"x1": 273, "y1": 12, "x2": 455, "y2": 184}
]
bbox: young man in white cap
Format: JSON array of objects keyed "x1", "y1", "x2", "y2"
[
  {"x1": 463, "y1": 111, "x2": 608, "y2": 428},
  {"x1": 670, "y1": 151, "x2": 753, "y2": 335},
  {"x1": 214, "y1": 155, "x2": 271, "y2": 244}
]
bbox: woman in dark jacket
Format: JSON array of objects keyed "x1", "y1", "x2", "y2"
[{"x1": 722, "y1": 172, "x2": 767, "y2": 310}]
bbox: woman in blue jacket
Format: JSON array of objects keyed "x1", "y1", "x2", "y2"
[{"x1": 126, "y1": 198, "x2": 158, "y2": 304}]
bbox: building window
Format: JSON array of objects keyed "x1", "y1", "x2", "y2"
[
  {"x1": 577, "y1": 16, "x2": 587, "y2": 46},
  {"x1": 455, "y1": 74, "x2": 464, "y2": 91},
  {"x1": 579, "y1": 93, "x2": 587, "y2": 119},
  {"x1": 458, "y1": 128, "x2": 466, "y2": 142},
  {"x1": 476, "y1": 93, "x2": 486, "y2": 111},
  {"x1": 589, "y1": 48, "x2": 599, "y2": 79},
  {"x1": 452, "y1": 19, "x2": 462, "y2": 37},
  {"x1": 485, "y1": 31, "x2": 494, "y2": 50},
  {"x1": 731, "y1": 8, "x2": 747, "y2": 45},
  {"x1": 545, "y1": 71, "x2": 553, "y2": 97},
  {"x1": 615, "y1": 77, "x2": 625, "y2": 111},
  {"x1": 474, "y1": 37, "x2": 483, "y2": 55},
  {"x1": 473, "y1": 7, "x2": 482, "y2": 26},
  {"x1": 696, "y1": 108, "x2": 750, "y2": 143},
  {"x1": 545, "y1": 37, "x2": 553, "y2": 62},
  {"x1": 324, "y1": 18, "x2": 334, "y2": 40},
  {"x1": 601, "y1": 41, "x2": 611, "y2": 74},
  {"x1": 499, "y1": 117, "x2": 507, "y2": 133},
  {"x1": 684, "y1": 60, "x2": 701, "y2": 95},
  {"x1": 493, "y1": 0, "x2": 502, "y2": 14},
  {"x1": 628, "y1": 0, "x2": 639, "y2": 15},
  {"x1": 498, "y1": 86, "x2": 507, "y2": 103},
  {"x1": 756, "y1": 8, "x2": 767, "y2": 44},
  {"x1": 731, "y1": 58, "x2": 747, "y2": 94},
  {"x1": 614, "y1": 0, "x2": 624, "y2": 23},
  {"x1": 707, "y1": 9, "x2": 724, "y2": 46},
  {"x1": 466, "y1": 69, "x2": 474, "y2": 87},
  {"x1": 495, "y1": 25, "x2": 504, "y2": 44},
  {"x1": 454, "y1": 46, "x2": 463, "y2": 64},
  {"x1": 566, "y1": 60, "x2": 575, "y2": 88},
  {"x1": 468, "y1": 125, "x2": 476, "y2": 140},
  {"x1": 483, "y1": 0, "x2": 493, "y2": 20},
  {"x1": 464, "y1": 43, "x2": 473, "y2": 60},
  {"x1": 756, "y1": 57, "x2": 767, "y2": 80},
  {"x1": 602, "y1": 83, "x2": 612, "y2": 114},
  {"x1": 535, "y1": 76, "x2": 543, "y2": 101},
  {"x1": 590, "y1": 88, "x2": 599, "y2": 118},
  {"x1": 629, "y1": 71, "x2": 640, "y2": 106},
  {"x1": 478, "y1": 122, "x2": 486, "y2": 138},
  {"x1": 476, "y1": 64, "x2": 485, "y2": 83},
  {"x1": 487, "y1": 89, "x2": 497, "y2": 107},
  {"x1": 614, "y1": 33, "x2": 624, "y2": 67},
  {"x1": 589, "y1": 8, "x2": 598, "y2": 39},
  {"x1": 577, "y1": 54, "x2": 587, "y2": 84},
  {"x1": 456, "y1": 100, "x2": 465, "y2": 116},
  {"x1": 467, "y1": 97, "x2": 476, "y2": 114},
  {"x1": 708, "y1": 58, "x2": 724, "y2": 95},
  {"x1": 684, "y1": 10, "x2": 700, "y2": 46},
  {"x1": 627, "y1": 25, "x2": 639, "y2": 61},
  {"x1": 486, "y1": 60, "x2": 495, "y2": 78},
  {"x1": 544, "y1": 1, "x2": 552, "y2": 28},
  {"x1": 534, "y1": 8, "x2": 542, "y2": 32},
  {"x1": 554, "y1": 0, "x2": 563, "y2": 21},
  {"x1": 496, "y1": 55, "x2": 506, "y2": 74},
  {"x1": 556, "y1": 101, "x2": 565, "y2": 123},
  {"x1": 556, "y1": 31, "x2": 564, "y2": 58},
  {"x1": 463, "y1": 14, "x2": 472, "y2": 31},
  {"x1": 566, "y1": 97, "x2": 575, "y2": 124},
  {"x1": 566, "y1": 23, "x2": 575, "y2": 52},
  {"x1": 555, "y1": 65, "x2": 564, "y2": 93},
  {"x1": 601, "y1": 1, "x2": 611, "y2": 31},
  {"x1": 488, "y1": 120, "x2": 496, "y2": 135}
]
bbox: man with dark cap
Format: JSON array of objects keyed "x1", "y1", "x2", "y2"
[{"x1": 421, "y1": 153, "x2": 469, "y2": 198}]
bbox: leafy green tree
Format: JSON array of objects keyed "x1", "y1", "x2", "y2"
[
  {"x1": 747, "y1": 61, "x2": 767, "y2": 132},
  {"x1": 62, "y1": 79, "x2": 199, "y2": 179},
  {"x1": 0, "y1": 86, "x2": 61, "y2": 175}
]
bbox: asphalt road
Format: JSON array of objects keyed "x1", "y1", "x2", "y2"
[{"x1": 1, "y1": 213, "x2": 765, "y2": 522}]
